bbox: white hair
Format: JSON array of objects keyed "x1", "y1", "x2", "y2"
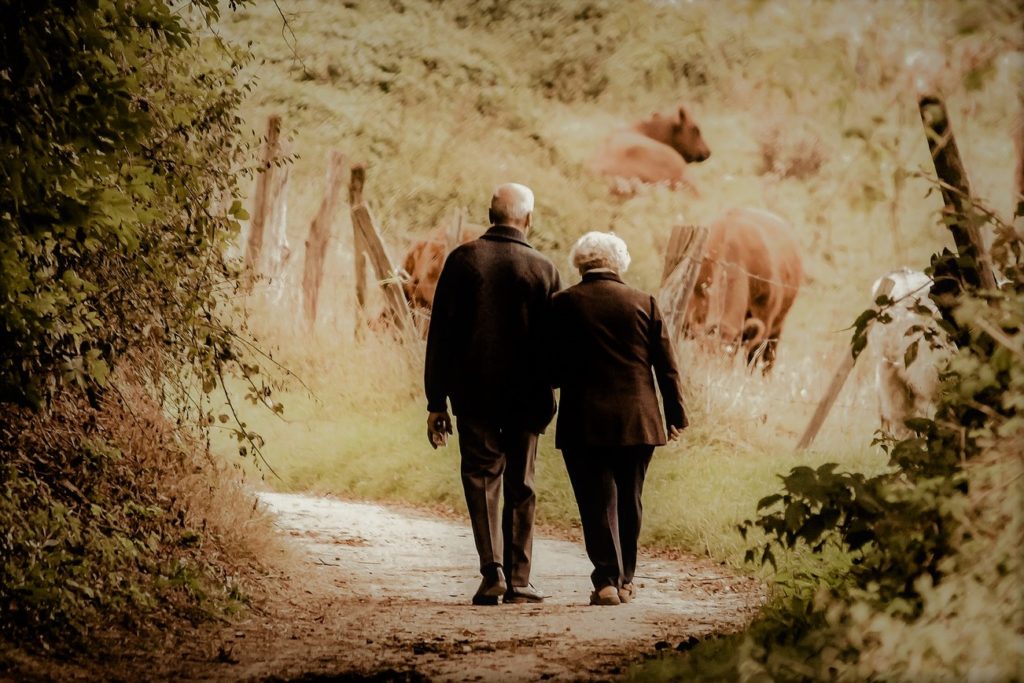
[
  {"x1": 569, "y1": 231, "x2": 631, "y2": 274},
  {"x1": 490, "y1": 183, "x2": 534, "y2": 224}
]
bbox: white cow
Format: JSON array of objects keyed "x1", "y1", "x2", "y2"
[{"x1": 868, "y1": 268, "x2": 954, "y2": 438}]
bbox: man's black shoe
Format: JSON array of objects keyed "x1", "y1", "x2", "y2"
[
  {"x1": 472, "y1": 567, "x2": 507, "y2": 606},
  {"x1": 504, "y1": 583, "x2": 545, "y2": 604}
]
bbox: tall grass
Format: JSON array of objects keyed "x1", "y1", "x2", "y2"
[{"x1": 213, "y1": 0, "x2": 1022, "y2": 567}]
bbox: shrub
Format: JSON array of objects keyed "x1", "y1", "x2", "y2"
[
  {"x1": 657, "y1": 197, "x2": 1024, "y2": 680},
  {"x1": 0, "y1": 0, "x2": 252, "y2": 409},
  {"x1": 0, "y1": 384, "x2": 281, "y2": 649},
  {"x1": 0, "y1": 0, "x2": 280, "y2": 652}
]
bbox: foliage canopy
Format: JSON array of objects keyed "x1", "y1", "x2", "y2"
[
  {"x1": 0, "y1": 0, "x2": 251, "y2": 408},
  {"x1": 0, "y1": 0, "x2": 269, "y2": 650}
]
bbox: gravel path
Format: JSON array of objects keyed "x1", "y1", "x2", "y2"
[{"x1": 162, "y1": 491, "x2": 764, "y2": 682}]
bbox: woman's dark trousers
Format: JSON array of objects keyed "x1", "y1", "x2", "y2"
[{"x1": 562, "y1": 445, "x2": 654, "y2": 590}]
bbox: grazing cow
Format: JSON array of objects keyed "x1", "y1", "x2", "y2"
[
  {"x1": 401, "y1": 224, "x2": 484, "y2": 311},
  {"x1": 591, "y1": 104, "x2": 711, "y2": 194},
  {"x1": 369, "y1": 224, "x2": 483, "y2": 335},
  {"x1": 867, "y1": 268, "x2": 953, "y2": 438},
  {"x1": 685, "y1": 208, "x2": 802, "y2": 370}
]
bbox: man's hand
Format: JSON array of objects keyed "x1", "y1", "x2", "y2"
[
  {"x1": 427, "y1": 411, "x2": 453, "y2": 449},
  {"x1": 668, "y1": 425, "x2": 684, "y2": 442}
]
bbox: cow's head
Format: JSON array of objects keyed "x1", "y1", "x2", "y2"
[{"x1": 668, "y1": 106, "x2": 711, "y2": 163}]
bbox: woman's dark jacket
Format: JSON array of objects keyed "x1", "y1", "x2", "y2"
[{"x1": 550, "y1": 271, "x2": 687, "y2": 450}]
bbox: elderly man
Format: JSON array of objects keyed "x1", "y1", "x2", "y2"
[
  {"x1": 550, "y1": 231, "x2": 687, "y2": 606},
  {"x1": 424, "y1": 183, "x2": 562, "y2": 605}
]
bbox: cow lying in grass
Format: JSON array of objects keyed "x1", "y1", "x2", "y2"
[{"x1": 591, "y1": 104, "x2": 711, "y2": 195}]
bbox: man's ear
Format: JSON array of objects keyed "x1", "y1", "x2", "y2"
[
  {"x1": 523, "y1": 212, "x2": 533, "y2": 233},
  {"x1": 488, "y1": 208, "x2": 497, "y2": 225}
]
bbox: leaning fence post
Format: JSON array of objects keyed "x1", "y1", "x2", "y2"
[
  {"x1": 917, "y1": 96, "x2": 998, "y2": 292},
  {"x1": 657, "y1": 225, "x2": 709, "y2": 346},
  {"x1": 348, "y1": 165, "x2": 413, "y2": 334},
  {"x1": 301, "y1": 151, "x2": 347, "y2": 328},
  {"x1": 796, "y1": 277, "x2": 896, "y2": 450},
  {"x1": 349, "y1": 169, "x2": 369, "y2": 335},
  {"x1": 446, "y1": 206, "x2": 467, "y2": 253}
]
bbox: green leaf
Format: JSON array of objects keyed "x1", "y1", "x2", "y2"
[
  {"x1": 904, "y1": 339, "x2": 920, "y2": 367},
  {"x1": 87, "y1": 358, "x2": 110, "y2": 386},
  {"x1": 784, "y1": 501, "x2": 808, "y2": 533}
]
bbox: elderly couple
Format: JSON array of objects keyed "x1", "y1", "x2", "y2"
[{"x1": 424, "y1": 182, "x2": 687, "y2": 607}]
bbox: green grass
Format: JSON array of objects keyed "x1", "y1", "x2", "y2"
[{"x1": 211, "y1": 0, "x2": 1021, "y2": 570}]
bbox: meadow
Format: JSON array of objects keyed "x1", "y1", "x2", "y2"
[{"x1": 213, "y1": 0, "x2": 1022, "y2": 569}]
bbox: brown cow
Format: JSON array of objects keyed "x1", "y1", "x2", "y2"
[
  {"x1": 685, "y1": 208, "x2": 802, "y2": 370},
  {"x1": 591, "y1": 104, "x2": 711, "y2": 194},
  {"x1": 370, "y1": 224, "x2": 484, "y2": 335},
  {"x1": 400, "y1": 224, "x2": 484, "y2": 311}
]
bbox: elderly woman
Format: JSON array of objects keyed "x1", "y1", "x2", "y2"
[{"x1": 550, "y1": 231, "x2": 687, "y2": 606}]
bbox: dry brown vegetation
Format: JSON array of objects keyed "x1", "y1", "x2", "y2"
[{"x1": 0, "y1": 378, "x2": 291, "y2": 655}]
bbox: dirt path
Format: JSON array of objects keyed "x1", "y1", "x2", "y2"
[{"x1": 135, "y1": 492, "x2": 761, "y2": 682}]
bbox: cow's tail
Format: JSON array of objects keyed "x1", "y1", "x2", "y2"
[{"x1": 742, "y1": 317, "x2": 767, "y2": 355}]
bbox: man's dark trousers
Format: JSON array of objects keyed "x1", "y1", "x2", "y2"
[
  {"x1": 562, "y1": 445, "x2": 654, "y2": 590},
  {"x1": 457, "y1": 417, "x2": 538, "y2": 587}
]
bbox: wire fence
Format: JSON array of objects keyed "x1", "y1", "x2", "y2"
[{"x1": 665, "y1": 251, "x2": 802, "y2": 292}]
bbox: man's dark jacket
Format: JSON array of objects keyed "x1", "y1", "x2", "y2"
[
  {"x1": 550, "y1": 271, "x2": 687, "y2": 450},
  {"x1": 425, "y1": 225, "x2": 562, "y2": 433}
]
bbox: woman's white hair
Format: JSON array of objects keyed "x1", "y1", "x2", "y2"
[{"x1": 569, "y1": 231, "x2": 631, "y2": 274}]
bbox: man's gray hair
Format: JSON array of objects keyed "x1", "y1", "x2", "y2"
[
  {"x1": 490, "y1": 183, "x2": 534, "y2": 224},
  {"x1": 569, "y1": 231, "x2": 631, "y2": 274}
]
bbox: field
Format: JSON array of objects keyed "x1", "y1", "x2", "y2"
[{"x1": 213, "y1": 0, "x2": 1022, "y2": 568}]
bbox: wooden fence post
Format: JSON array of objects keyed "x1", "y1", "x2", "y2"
[
  {"x1": 264, "y1": 140, "x2": 293, "y2": 300},
  {"x1": 796, "y1": 277, "x2": 896, "y2": 450},
  {"x1": 1014, "y1": 111, "x2": 1024, "y2": 216},
  {"x1": 353, "y1": 224, "x2": 368, "y2": 336},
  {"x1": 917, "y1": 96, "x2": 998, "y2": 291},
  {"x1": 301, "y1": 151, "x2": 347, "y2": 328},
  {"x1": 349, "y1": 165, "x2": 413, "y2": 333},
  {"x1": 245, "y1": 114, "x2": 284, "y2": 278},
  {"x1": 657, "y1": 225, "x2": 709, "y2": 345},
  {"x1": 446, "y1": 206, "x2": 465, "y2": 253}
]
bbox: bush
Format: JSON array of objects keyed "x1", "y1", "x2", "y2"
[
  {"x1": 0, "y1": 384, "x2": 280, "y2": 649},
  {"x1": 0, "y1": 0, "x2": 280, "y2": 653},
  {"x1": 638, "y1": 195, "x2": 1024, "y2": 680},
  {"x1": 0, "y1": 0, "x2": 252, "y2": 408}
]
